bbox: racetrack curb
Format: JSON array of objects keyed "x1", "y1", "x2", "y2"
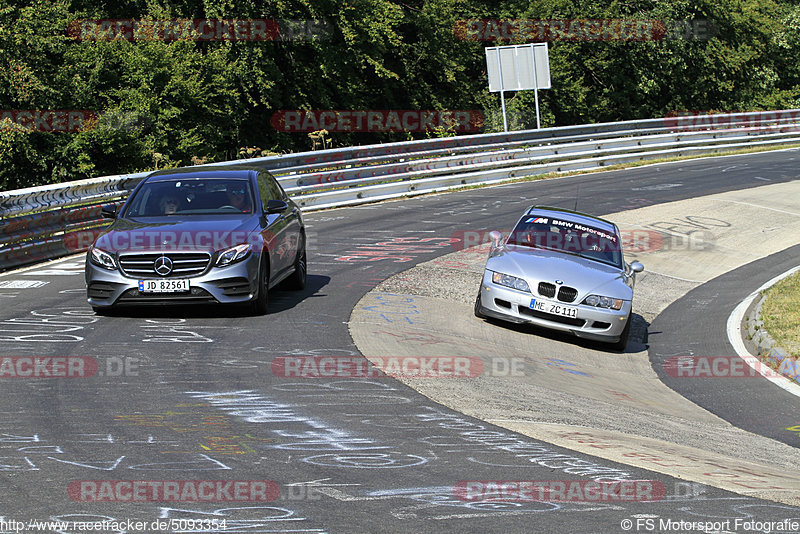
[{"x1": 744, "y1": 279, "x2": 800, "y2": 385}]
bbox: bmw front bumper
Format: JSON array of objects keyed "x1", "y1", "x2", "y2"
[
  {"x1": 477, "y1": 271, "x2": 631, "y2": 342},
  {"x1": 85, "y1": 252, "x2": 260, "y2": 308}
]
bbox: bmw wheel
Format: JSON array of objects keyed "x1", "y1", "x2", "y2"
[
  {"x1": 474, "y1": 292, "x2": 487, "y2": 319},
  {"x1": 610, "y1": 315, "x2": 632, "y2": 352}
]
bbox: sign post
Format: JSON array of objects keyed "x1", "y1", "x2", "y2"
[{"x1": 485, "y1": 43, "x2": 551, "y2": 131}]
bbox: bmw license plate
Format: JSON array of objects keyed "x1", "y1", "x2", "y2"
[
  {"x1": 530, "y1": 298, "x2": 578, "y2": 319},
  {"x1": 139, "y1": 279, "x2": 190, "y2": 293}
]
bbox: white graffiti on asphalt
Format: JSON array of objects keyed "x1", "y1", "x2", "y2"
[{"x1": 185, "y1": 390, "x2": 429, "y2": 469}]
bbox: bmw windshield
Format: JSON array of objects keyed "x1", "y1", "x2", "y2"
[
  {"x1": 506, "y1": 215, "x2": 623, "y2": 268},
  {"x1": 124, "y1": 178, "x2": 255, "y2": 217}
]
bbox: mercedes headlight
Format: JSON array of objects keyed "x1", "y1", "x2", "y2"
[
  {"x1": 89, "y1": 248, "x2": 117, "y2": 270},
  {"x1": 491, "y1": 271, "x2": 530, "y2": 293},
  {"x1": 216, "y1": 244, "x2": 251, "y2": 267}
]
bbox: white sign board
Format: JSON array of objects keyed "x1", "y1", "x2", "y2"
[{"x1": 486, "y1": 44, "x2": 551, "y2": 92}]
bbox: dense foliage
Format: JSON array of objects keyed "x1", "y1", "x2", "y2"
[{"x1": 1, "y1": 0, "x2": 798, "y2": 190}]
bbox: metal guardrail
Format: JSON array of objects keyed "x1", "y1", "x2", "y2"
[{"x1": 2, "y1": 109, "x2": 800, "y2": 270}]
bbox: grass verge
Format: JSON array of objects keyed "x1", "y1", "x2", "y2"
[{"x1": 761, "y1": 270, "x2": 800, "y2": 357}]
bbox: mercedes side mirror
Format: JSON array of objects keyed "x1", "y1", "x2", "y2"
[
  {"x1": 265, "y1": 199, "x2": 288, "y2": 215},
  {"x1": 100, "y1": 204, "x2": 118, "y2": 219}
]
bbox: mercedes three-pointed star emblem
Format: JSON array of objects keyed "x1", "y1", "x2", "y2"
[{"x1": 154, "y1": 255, "x2": 173, "y2": 276}]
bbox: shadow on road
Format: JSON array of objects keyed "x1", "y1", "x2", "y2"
[{"x1": 91, "y1": 274, "x2": 331, "y2": 319}]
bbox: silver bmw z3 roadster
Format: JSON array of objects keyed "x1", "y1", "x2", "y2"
[{"x1": 474, "y1": 206, "x2": 644, "y2": 350}]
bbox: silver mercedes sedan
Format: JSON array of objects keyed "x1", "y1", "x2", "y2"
[
  {"x1": 474, "y1": 206, "x2": 643, "y2": 350},
  {"x1": 85, "y1": 166, "x2": 306, "y2": 315}
]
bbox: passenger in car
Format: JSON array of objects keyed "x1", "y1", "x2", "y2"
[{"x1": 159, "y1": 195, "x2": 180, "y2": 214}]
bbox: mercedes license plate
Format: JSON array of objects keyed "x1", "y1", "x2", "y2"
[{"x1": 138, "y1": 279, "x2": 190, "y2": 293}]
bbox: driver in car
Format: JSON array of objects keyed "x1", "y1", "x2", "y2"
[
  {"x1": 225, "y1": 184, "x2": 252, "y2": 212},
  {"x1": 159, "y1": 194, "x2": 180, "y2": 214}
]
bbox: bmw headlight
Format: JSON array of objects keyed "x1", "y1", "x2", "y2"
[
  {"x1": 89, "y1": 248, "x2": 117, "y2": 270},
  {"x1": 491, "y1": 271, "x2": 530, "y2": 293},
  {"x1": 216, "y1": 244, "x2": 251, "y2": 267},
  {"x1": 582, "y1": 294, "x2": 624, "y2": 310}
]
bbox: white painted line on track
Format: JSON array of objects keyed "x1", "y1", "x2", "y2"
[
  {"x1": 726, "y1": 264, "x2": 800, "y2": 398},
  {"x1": 0, "y1": 253, "x2": 86, "y2": 277},
  {"x1": 713, "y1": 199, "x2": 800, "y2": 217}
]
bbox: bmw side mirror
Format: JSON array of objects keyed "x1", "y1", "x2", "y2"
[
  {"x1": 265, "y1": 199, "x2": 288, "y2": 215},
  {"x1": 489, "y1": 230, "x2": 502, "y2": 249},
  {"x1": 630, "y1": 261, "x2": 644, "y2": 273},
  {"x1": 101, "y1": 204, "x2": 117, "y2": 219}
]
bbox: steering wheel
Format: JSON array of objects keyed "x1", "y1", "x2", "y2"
[{"x1": 218, "y1": 205, "x2": 239, "y2": 211}]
